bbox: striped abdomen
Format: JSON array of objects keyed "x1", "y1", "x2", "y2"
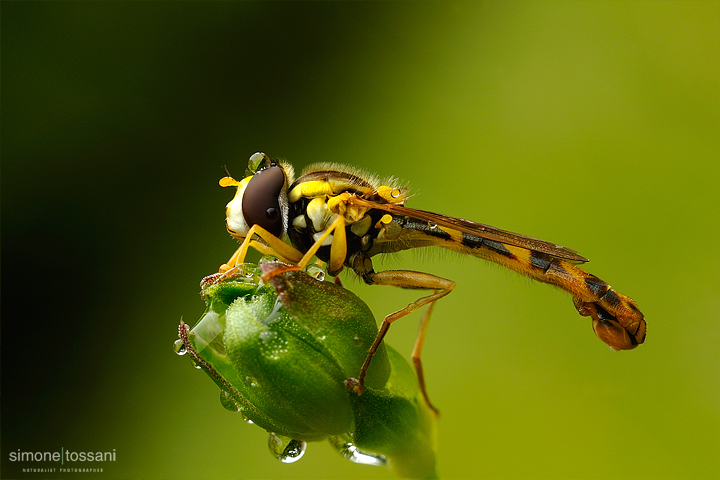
[{"x1": 392, "y1": 215, "x2": 646, "y2": 350}]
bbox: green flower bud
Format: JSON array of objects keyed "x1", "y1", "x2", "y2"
[
  {"x1": 183, "y1": 263, "x2": 391, "y2": 440},
  {"x1": 223, "y1": 276, "x2": 356, "y2": 440},
  {"x1": 177, "y1": 262, "x2": 437, "y2": 478}
]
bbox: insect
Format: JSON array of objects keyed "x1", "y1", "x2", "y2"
[{"x1": 218, "y1": 152, "x2": 646, "y2": 414}]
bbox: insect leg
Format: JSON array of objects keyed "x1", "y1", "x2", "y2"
[
  {"x1": 219, "y1": 224, "x2": 304, "y2": 273},
  {"x1": 412, "y1": 299, "x2": 439, "y2": 416},
  {"x1": 354, "y1": 268, "x2": 455, "y2": 416},
  {"x1": 259, "y1": 215, "x2": 348, "y2": 281},
  {"x1": 219, "y1": 245, "x2": 246, "y2": 273}
]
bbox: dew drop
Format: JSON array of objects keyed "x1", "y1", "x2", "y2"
[
  {"x1": 258, "y1": 255, "x2": 278, "y2": 266},
  {"x1": 268, "y1": 433, "x2": 306, "y2": 464},
  {"x1": 173, "y1": 339, "x2": 187, "y2": 355},
  {"x1": 219, "y1": 391, "x2": 241, "y2": 412},
  {"x1": 245, "y1": 375, "x2": 259, "y2": 388},
  {"x1": 328, "y1": 436, "x2": 387, "y2": 466},
  {"x1": 305, "y1": 263, "x2": 326, "y2": 281},
  {"x1": 248, "y1": 152, "x2": 266, "y2": 172}
]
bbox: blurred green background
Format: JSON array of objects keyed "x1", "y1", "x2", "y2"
[{"x1": 2, "y1": 1, "x2": 718, "y2": 479}]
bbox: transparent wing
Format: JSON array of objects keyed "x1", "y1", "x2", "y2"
[{"x1": 352, "y1": 197, "x2": 589, "y2": 263}]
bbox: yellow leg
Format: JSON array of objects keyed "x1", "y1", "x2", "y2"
[
  {"x1": 260, "y1": 215, "x2": 348, "y2": 281},
  {"x1": 219, "y1": 245, "x2": 245, "y2": 273},
  {"x1": 355, "y1": 269, "x2": 456, "y2": 416},
  {"x1": 219, "y1": 224, "x2": 304, "y2": 273},
  {"x1": 296, "y1": 215, "x2": 347, "y2": 271}
]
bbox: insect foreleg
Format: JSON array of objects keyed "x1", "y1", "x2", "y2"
[
  {"x1": 258, "y1": 215, "x2": 349, "y2": 284},
  {"x1": 219, "y1": 224, "x2": 304, "y2": 273},
  {"x1": 289, "y1": 214, "x2": 348, "y2": 272}
]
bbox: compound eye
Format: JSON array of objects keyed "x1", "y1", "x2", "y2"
[{"x1": 241, "y1": 165, "x2": 285, "y2": 237}]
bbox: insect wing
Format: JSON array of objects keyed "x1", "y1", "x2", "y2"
[{"x1": 351, "y1": 197, "x2": 588, "y2": 263}]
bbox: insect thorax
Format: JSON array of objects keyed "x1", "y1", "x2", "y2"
[{"x1": 287, "y1": 176, "x2": 390, "y2": 269}]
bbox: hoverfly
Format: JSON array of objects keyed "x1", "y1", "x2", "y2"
[{"x1": 218, "y1": 152, "x2": 646, "y2": 414}]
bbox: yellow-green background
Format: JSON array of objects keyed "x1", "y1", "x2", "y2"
[{"x1": 2, "y1": 2, "x2": 718, "y2": 479}]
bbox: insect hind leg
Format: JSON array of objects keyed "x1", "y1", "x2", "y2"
[{"x1": 354, "y1": 267, "x2": 455, "y2": 416}]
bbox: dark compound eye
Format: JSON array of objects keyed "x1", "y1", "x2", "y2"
[{"x1": 242, "y1": 165, "x2": 285, "y2": 237}]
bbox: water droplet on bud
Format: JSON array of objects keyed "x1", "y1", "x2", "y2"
[
  {"x1": 173, "y1": 339, "x2": 187, "y2": 355},
  {"x1": 258, "y1": 255, "x2": 278, "y2": 266},
  {"x1": 219, "y1": 390, "x2": 241, "y2": 412},
  {"x1": 328, "y1": 436, "x2": 387, "y2": 466},
  {"x1": 305, "y1": 263, "x2": 326, "y2": 281},
  {"x1": 268, "y1": 433, "x2": 306, "y2": 463}
]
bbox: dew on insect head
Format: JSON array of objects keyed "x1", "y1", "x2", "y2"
[
  {"x1": 173, "y1": 339, "x2": 187, "y2": 355},
  {"x1": 248, "y1": 152, "x2": 265, "y2": 172},
  {"x1": 268, "y1": 433, "x2": 306, "y2": 463}
]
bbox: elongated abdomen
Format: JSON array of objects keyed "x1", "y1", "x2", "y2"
[{"x1": 397, "y1": 218, "x2": 646, "y2": 350}]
